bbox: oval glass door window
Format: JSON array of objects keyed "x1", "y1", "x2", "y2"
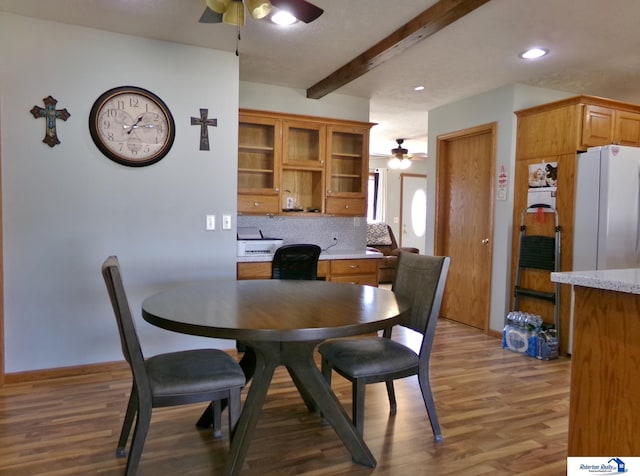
[{"x1": 411, "y1": 189, "x2": 427, "y2": 237}]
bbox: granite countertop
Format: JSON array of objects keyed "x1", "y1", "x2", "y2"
[
  {"x1": 237, "y1": 249, "x2": 383, "y2": 263},
  {"x1": 551, "y1": 268, "x2": 640, "y2": 295}
]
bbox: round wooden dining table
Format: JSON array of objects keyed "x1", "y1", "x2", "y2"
[{"x1": 142, "y1": 279, "x2": 410, "y2": 476}]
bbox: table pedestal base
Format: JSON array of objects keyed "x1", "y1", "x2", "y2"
[{"x1": 217, "y1": 340, "x2": 376, "y2": 476}]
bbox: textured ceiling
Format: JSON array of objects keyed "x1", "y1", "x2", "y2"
[{"x1": 2, "y1": 0, "x2": 640, "y2": 157}]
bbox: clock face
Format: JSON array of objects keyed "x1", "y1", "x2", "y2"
[{"x1": 89, "y1": 86, "x2": 175, "y2": 167}]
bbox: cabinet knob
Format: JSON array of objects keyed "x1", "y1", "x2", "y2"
[
  {"x1": 275, "y1": 187, "x2": 279, "y2": 192},
  {"x1": 345, "y1": 205, "x2": 349, "y2": 209},
  {"x1": 254, "y1": 202, "x2": 261, "y2": 207}
]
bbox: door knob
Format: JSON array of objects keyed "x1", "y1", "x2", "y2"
[{"x1": 481, "y1": 238, "x2": 490, "y2": 245}]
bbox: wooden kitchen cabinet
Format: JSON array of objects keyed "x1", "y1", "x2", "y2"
[
  {"x1": 282, "y1": 120, "x2": 326, "y2": 167},
  {"x1": 512, "y1": 95, "x2": 640, "y2": 352},
  {"x1": 325, "y1": 124, "x2": 369, "y2": 216},
  {"x1": 582, "y1": 104, "x2": 640, "y2": 147},
  {"x1": 329, "y1": 258, "x2": 379, "y2": 286},
  {"x1": 238, "y1": 109, "x2": 374, "y2": 217},
  {"x1": 237, "y1": 114, "x2": 282, "y2": 214},
  {"x1": 237, "y1": 258, "x2": 376, "y2": 285}
]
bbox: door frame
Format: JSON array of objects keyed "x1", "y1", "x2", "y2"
[{"x1": 434, "y1": 122, "x2": 496, "y2": 333}]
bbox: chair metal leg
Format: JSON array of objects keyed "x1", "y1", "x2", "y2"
[
  {"x1": 196, "y1": 348, "x2": 256, "y2": 429},
  {"x1": 352, "y1": 378, "x2": 366, "y2": 435},
  {"x1": 320, "y1": 358, "x2": 333, "y2": 422},
  {"x1": 385, "y1": 380, "x2": 397, "y2": 415},
  {"x1": 417, "y1": 365, "x2": 442, "y2": 442},
  {"x1": 125, "y1": 400, "x2": 152, "y2": 476},
  {"x1": 227, "y1": 387, "x2": 241, "y2": 444},
  {"x1": 117, "y1": 385, "x2": 138, "y2": 457},
  {"x1": 212, "y1": 399, "x2": 223, "y2": 438}
]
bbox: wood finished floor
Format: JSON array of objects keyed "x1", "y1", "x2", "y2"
[{"x1": 0, "y1": 318, "x2": 570, "y2": 475}]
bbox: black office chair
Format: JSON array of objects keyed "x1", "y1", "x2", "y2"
[
  {"x1": 271, "y1": 244, "x2": 321, "y2": 280},
  {"x1": 101, "y1": 256, "x2": 245, "y2": 476},
  {"x1": 318, "y1": 252, "x2": 450, "y2": 440}
]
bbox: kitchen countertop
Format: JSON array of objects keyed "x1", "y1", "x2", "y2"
[
  {"x1": 551, "y1": 268, "x2": 640, "y2": 295},
  {"x1": 237, "y1": 249, "x2": 382, "y2": 263}
]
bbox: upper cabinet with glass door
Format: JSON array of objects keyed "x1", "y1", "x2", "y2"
[
  {"x1": 237, "y1": 113, "x2": 282, "y2": 214},
  {"x1": 237, "y1": 109, "x2": 373, "y2": 217},
  {"x1": 325, "y1": 124, "x2": 371, "y2": 216},
  {"x1": 282, "y1": 120, "x2": 326, "y2": 167}
]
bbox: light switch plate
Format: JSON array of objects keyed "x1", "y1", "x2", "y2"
[
  {"x1": 222, "y1": 215, "x2": 232, "y2": 230},
  {"x1": 206, "y1": 215, "x2": 215, "y2": 230}
]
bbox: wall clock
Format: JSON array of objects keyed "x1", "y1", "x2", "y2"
[{"x1": 89, "y1": 86, "x2": 175, "y2": 167}]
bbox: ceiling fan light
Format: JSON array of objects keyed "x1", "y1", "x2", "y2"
[
  {"x1": 271, "y1": 10, "x2": 297, "y2": 25},
  {"x1": 387, "y1": 157, "x2": 402, "y2": 169},
  {"x1": 399, "y1": 158, "x2": 412, "y2": 169},
  {"x1": 206, "y1": 0, "x2": 231, "y2": 14},
  {"x1": 223, "y1": 0, "x2": 245, "y2": 26},
  {"x1": 247, "y1": 0, "x2": 272, "y2": 19}
]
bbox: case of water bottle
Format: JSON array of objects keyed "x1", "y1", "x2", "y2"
[{"x1": 502, "y1": 311, "x2": 559, "y2": 360}]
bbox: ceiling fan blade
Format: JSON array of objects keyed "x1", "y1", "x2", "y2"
[
  {"x1": 270, "y1": 0, "x2": 324, "y2": 23},
  {"x1": 199, "y1": 7, "x2": 223, "y2": 23}
]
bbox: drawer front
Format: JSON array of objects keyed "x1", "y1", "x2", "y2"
[
  {"x1": 317, "y1": 260, "x2": 329, "y2": 278},
  {"x1": 330, "y1": 274, "x2": 379, "y2": 286},
  {"x1": 330, "y1": 258, "x2": 379, "y2": 276},
  {"x1": 237, "y1": 262, "x2": 271, "y2": 280},
  {"x1": 238, "y1": 194, "x2": 279, "y2": 214},
  {"x1": 325, "y1": 197, "x2": 366, "y2": 216}
]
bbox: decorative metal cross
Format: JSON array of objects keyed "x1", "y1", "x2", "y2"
[
  {"x1": 30, "y1": 95, "x2": 71, "y2": 147},
  {"x1": 190, "y1": 108, "x2": 218, "y2": 151}
]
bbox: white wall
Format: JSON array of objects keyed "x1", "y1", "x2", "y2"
[
  {"x1": 240, "y1": 81, "x2": 369, "y2": 121},
  {"x1": 0, "y1": 13, "x2": 373, "y2": 374},
  {"x1": 0, "y1": 13, "x2": 241, "y2": 372},
  {"x1": 426, "y1": 84, "x2": 574, "y2": 332}
]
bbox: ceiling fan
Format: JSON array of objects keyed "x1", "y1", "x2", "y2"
[
  {"x1": 388, "y1": 139, "x2": 413, "y2": 170},
  {"x1": 199, "y1": 0, "x2": 324, "y2": 26}
]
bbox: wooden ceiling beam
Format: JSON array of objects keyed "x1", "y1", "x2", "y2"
[{"x1": 306, "y1": 0, "x2": 491, "y2": 99}]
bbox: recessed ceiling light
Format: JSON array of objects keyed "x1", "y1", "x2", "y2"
[
  {"x1": 414, "y1": 85, "x2": 425, "y2": 91},
  {"x1": 271, "y1": 11, "x2": 297, "y2": 25},
  {"x1": 519, "y1": 47, "x2": 549, "y2": 60}
]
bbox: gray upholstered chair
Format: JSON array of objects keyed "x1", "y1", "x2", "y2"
[
  {"x1": 318, "y1": 252, "x2": 450, "y2": 440},
  {"x1": 102, "y1": 256, "x2": 245, "y2": 476}
]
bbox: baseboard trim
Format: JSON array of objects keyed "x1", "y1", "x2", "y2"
[{"x1": 4, "y1": 360, "x2": 129, "y2": 384}]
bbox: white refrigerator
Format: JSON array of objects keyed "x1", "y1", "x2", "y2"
[
  {"x1": 569, "y1": 144, "x2": 640, "y2": 351},
  {"x1": 573, "y1": 145, "x2": 640, "y2": 271}
]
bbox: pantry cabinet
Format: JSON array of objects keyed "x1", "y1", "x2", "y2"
[
  {"x1": 512, "y1": 95, "x2": 640, "y2": 353},
  {"x1": 237, "y1": 109, "x2": 374, "y2": 216}
]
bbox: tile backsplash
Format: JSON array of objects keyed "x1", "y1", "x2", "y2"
[{"x1": 237, "y1": 215, "x2": 366, "y2": 252}]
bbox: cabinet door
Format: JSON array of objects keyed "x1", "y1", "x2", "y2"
[
  {"x1": 614, "y1": 110, "x2": 640, "y2": 146},
  {"x1": 582, "y1": 105, "x2": 614, "y2": 147},
  {"x1": 238, "y1": 115, "x2": 281, "y2": 196},
  {"x1": 326, "y1": 125, "x2": 368, "y2": 199},
  {"x1": 282, "y1": 120, "x2": 326, "y2": 167}
]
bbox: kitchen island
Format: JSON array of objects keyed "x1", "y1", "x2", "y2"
[
  {"x1": 551, "y1": 268, "x2": 640, "y2": 456},
  {"x1": 237, "y1": 249, "x2": 383, "y2": 285}
]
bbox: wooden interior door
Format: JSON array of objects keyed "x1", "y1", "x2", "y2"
[{"x1": 435, "y1": 123, "x2": 496, "y2": 331}]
